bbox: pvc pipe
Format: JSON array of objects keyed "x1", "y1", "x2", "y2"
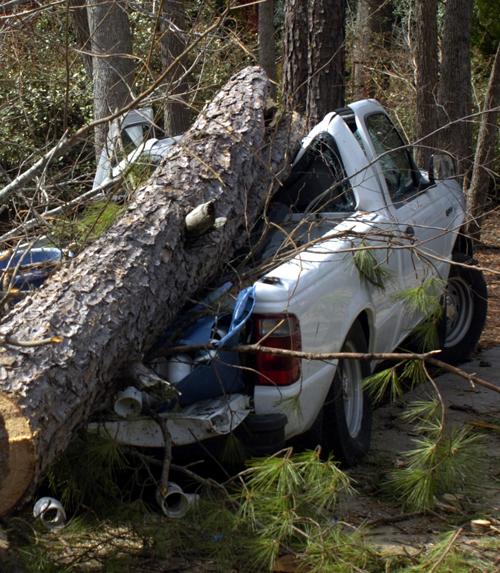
[
  {"x1": 156, "y1": 482, "x2": 199, "y2": 519},
  {"x1": 114, "y1": 386, "x2": 142, "y2": 418},
  {"x1": 33, "y1": 497, "x2": 67, "y2": 530}
]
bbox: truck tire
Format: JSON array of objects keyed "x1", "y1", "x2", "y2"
[
  {"x1": 302, "y1": 322, "x2": 372, "y2": 466},
  {"x1": 439, "y1": 253, "x2": 488, "y2": 365}
]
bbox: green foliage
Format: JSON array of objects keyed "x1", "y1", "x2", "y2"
[
  {"x1": 236, "y1": 448, "x2": 353, "y2": 569},
  {"x1": 388, "y1": 423, "x2": 484, "y2": 511},
  {"x1": 0, "y1": 12, "x2": 92, "y2": 172},
  {"x1": 363, "y1": 366, "x2": 403, "y2": 404},
  {"x1": 395, "y1": 278, "x2": 445, "y2": 351},
  {"x1": 400, "y1": 528, "x2": 497, "y2": 573},
  {"x1": 472, "y1": 0, "x2": 500, "y2": 55},
  {"x1": 394, "y1": 277, "x2": 444, "y2": 318},
  {"x1": 45, "y1": 432, "x2": 129, "y2": 512},
  {"x1": 123, "y1": 158, "x2": 157, "y2": 192},
  {"x1": 50, "y1": 200, "x2": 124, "y2": 250},
  {"x1": 363, "y1": 359, "x2": 427, "y2": 404},
  {"x1": 302, "y1": 528, "x2": 378, "y2": 573},
  {"x1": 353, "y1": 242, "x2": 392, "y2": 289}
]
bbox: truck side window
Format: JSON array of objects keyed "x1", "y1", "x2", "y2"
[
  {"x1": 276, "y1": 133, "x2": 356, "y2": 213},
  {"x1": 365, "y1": 113, "x2": 417, "y2": 204}
]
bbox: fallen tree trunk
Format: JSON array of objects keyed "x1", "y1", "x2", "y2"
[{"x1": 0, "y1": 66, "x2": 302, "y2": 515}]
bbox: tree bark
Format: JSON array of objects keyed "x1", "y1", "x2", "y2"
[
  {"x1": 69, "y1": 0, "x2": 93, "y2": 78},
  {"x1": 258, "y1": 0, "x2": 277, "y2": 97},
  {"x1": 87, "y1": 0, "x2": 135, "y2": 157},
  {"x1": 0, "y1": 67, "x2": 303, "y2": 515},
  {"x1": 414, "y1": 0, "x2": 439, "y2": 168},
  {"x1": 160, "y1": 0, "x2": 192, "y2": 137},
  {"x1": 466, "y1": 45, "x2": 500, "y2": 240},
  {"x1": 352, "y1": 0, "x2": 393, "y2": 100},
  {"x1": 438, "y1": 0, "x2": 474, "y2": 180},
  {"x1": 306, "y1": 0, "x2": 345, "y2": 127},
  {"x1": 282, "y1": 0, "x2": 309, "y2": 114}
]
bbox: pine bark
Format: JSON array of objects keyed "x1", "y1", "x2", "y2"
[
  {"x1": 352, "y1": 0, "x2": 393, "y2": 100},
  {"x1": 438, "y1": 0, "x2": 474, "y2": 179},
  {"x1": 258, "y1": 0, "x2": 277, "y2": 97},
  {"x1": 466, "y1": 46, "x2": 500, "y2": 240},
  {"x1": 0, "y1": 67, "x2": 303, "y2": 516},
  {"x1": 87, "y1": 0, "x2": 135, "y2": 157},
  {"x1": 160, "y1": 0, "x2": 192, "y2": 136},
  {"x1": 69, "y1": 0, "x2": 93, "y2": 78},
  {"x1": 282, "y1": 0, "x2": 309, "y2": 113},
  {"x1": 414, "y1": 0, "x2": 439, "y2": 168},
  {"x1": 306, "y1": 0, "x2": 345, "y2": 127}
]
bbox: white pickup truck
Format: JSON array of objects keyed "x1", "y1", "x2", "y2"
[{"x1": 84, "y1": 100, "x2": 487, "y2": 466}]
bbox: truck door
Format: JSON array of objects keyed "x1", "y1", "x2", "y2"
[
  {"x1": 325, "y1": 114, "x2": 410, "y2": 352},
  {"x1": 350, "y1": 103, "x2": 452, "y2": 341}
]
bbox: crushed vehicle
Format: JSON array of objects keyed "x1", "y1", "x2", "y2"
[{"x1": 2, "y1": 100, "x2": 488, "y2": 473}]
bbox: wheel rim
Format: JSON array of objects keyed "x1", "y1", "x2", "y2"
[
  {"x1": 339, "y1": 340, "x2": 363, "y2": 438},
  {"x1": 444, "y1": 276, "x2": 474, "y2": 347}
]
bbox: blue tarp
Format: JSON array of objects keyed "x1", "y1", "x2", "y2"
[
  {"x1": 0, "y1": 247, "x2": 63, "y2": 291},
  {"x1": 160, "y1": 286, "x2": 256, "y2": 408}
]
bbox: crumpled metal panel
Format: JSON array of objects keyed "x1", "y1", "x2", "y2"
[{"x1": 87, "y1": 393, "x2": 250, "y2": 447}]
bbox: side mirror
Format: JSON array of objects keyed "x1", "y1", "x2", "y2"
[{"x1": 428, "y1": 153, "x2": 456, "y2": 184}]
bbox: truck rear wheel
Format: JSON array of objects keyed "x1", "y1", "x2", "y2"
[{"x1": 303, "y1": 322, "x2": 372, "y2": 466}]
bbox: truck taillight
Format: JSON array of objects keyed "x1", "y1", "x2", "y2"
[{"x1": 251, "y1": 313, "x2": 302, "y2": 386}]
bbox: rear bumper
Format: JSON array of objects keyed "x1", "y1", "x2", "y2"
[{"x1": 87, "y1": 394, "x2": 250, "y2": 447}]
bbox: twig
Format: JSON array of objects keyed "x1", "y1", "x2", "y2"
[
  {"x1": 151, "y1": 414, "x2": 172, "y2": 497},
  {"x1": 428, "y1": 528, "x2": 462, "y2": 573},
  {"x1": 428, "y1": 357, "x2": 500, "y2": 394},
  {"x1": 0, "y1": 334, "x2": 62, "y2": 348}
]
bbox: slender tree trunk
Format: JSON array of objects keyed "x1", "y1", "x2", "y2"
[
  {"x1": 414, "y1": 0, "x2": 439, "y2": 168},
  {"x1": 352, "y1": 0, "x2": 371, "y2": 100},
  {"x1": 0, "y1": 67, "x2": 303, "y2": 516},
  {"x1": 438, "y1": 0, "x2": 473, "y2": 180},
  {"x1": 352, "y1": 0, "x2": 393, "y2": 100},
  {"x1": 69, "y1": 0, "x2": 92, "y2": 78},
  {"x1": 87, "y1": 0, "x2": 135, "y2": 157},
  {"x1": 282, "y1": 0, "x2": 309, "y2": 113},
  {"x1": 306, "y1": 0, "x2": 345, "y2": 127},
  {"x1": 466, "y1": 46, "x2": 500, "y2": 241},
  {"x1": 160, "y1": 0, "x2": 192, "y2": 136},
  {"x1": 258, "y1": 0, "x2": 277, "y2": 97}
]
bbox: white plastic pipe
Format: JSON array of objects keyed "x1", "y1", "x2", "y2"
[
  {"x1": 33, "y1": 497, "x2": 67, "y2": 530},
  {"x1": 156, "y1": 482, "x2": 199, "y2": 519},
  {"x1": 114, "y1": 386, "x2": 143, "y2": 418}
]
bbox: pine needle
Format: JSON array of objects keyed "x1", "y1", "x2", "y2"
[{"x1": 352, "y1": 242, "x2": 392, "y2": 289}]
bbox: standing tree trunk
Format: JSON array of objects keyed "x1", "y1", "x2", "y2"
[
  {"x1": 258, "y1": 0, "x2": 277, "y2": 97},
  {"x1": 414, "y1": 0, "x2": 439, "y2": 168},
  {"x1": 69, "y1": 0, "x2": 93, "y2": 78},
  {"x1": 282, "y1": 0, "x2": 309, "y2": 113},
  {"x1": 87, "y1": 0, "x2": 135, "y2": 157},
  {"x1": 160, "y1": 0, "x2": 192, "y2": 136},
  {"x1": 0, "y1": 67, "x2": 303, "y2": 516},
  {"x1": 306, "y1": 0, "x2": 345, "y2": 127},
  {"x1": 352, "y1": 0, "x2": 371, "y2": 100},
  {"x1": 466, "y1": 45, "x2": 500, "y2": 240},
  {"x1": 352, "y1": 0, "x2": 393, "y2": 100},
  {"x1": 438, "y1": 0, "x2": 473, "y2": 180}
]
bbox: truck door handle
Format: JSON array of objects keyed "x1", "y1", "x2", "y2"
[{"x1": 405, "y1": 226, "x2": 415, "y2": 237}]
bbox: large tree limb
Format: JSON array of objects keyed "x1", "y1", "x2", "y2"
[{"x1": 0, "y1": 66, "x2": 303, "y2": 515}]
